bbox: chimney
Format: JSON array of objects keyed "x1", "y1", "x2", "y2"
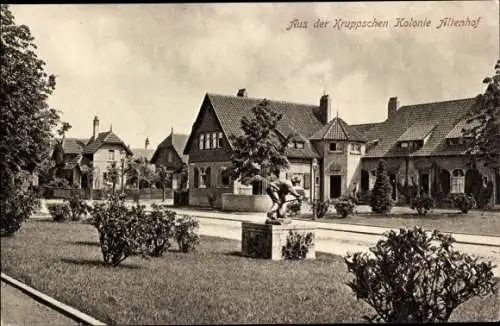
[
  {"x1": 145, "y1": 137, "x2": 150, "y2": 150},
  {"x1": 237, "y1": 88, "x2": 247, "y2": 97},
  {"x1": 388, "y1": 96, "x2": 400, "y2": 120},
  {"x1": 319, "y1": 94, "x2": 332, "y2": 124},
  {"x1": 93, "y1": 116, "x2": 99, "y2": 138}
]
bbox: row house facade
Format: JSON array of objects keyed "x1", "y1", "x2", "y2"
[{"x1": 182, "y1": 90, "x2": 500, "y2": 209}]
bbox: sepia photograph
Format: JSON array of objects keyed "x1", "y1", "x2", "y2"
[{"x1": 1, "y1": 1, "x2": 499, "y2": 325}]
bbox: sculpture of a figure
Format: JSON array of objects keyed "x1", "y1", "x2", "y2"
[{"x1": 266, "y1": 175, "x2": 302, "y2": 221}]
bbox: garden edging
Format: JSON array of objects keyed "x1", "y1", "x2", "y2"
[{"x1": 1, "y1": 272, "x2": 106, "y2": 326}]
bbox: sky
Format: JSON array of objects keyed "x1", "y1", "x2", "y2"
[{"x1": 10, "y1": 1, "x2": 500, "y2": 150}]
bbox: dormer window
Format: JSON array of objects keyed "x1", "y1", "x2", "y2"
[
  {"x1": 400, "y1": 142, "x2": 409, "y2": 148},
  {"x1": 295, "y1": 141, "x2": 304, "y2": 149}
]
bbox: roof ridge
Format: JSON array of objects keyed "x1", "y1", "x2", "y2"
[
  {"x1": 207, "y1": 92, "x2": 318, "y2": 108},
  {"x1": 399, "y1": 97, "x2": 475, "y2": 110}
]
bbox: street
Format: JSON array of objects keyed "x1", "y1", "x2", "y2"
[{"x1": 196, "y1": 216, "x2": 500, "y2": 276}]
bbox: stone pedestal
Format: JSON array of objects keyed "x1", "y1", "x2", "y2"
[{"x1": 241, "y1": 222, "x2": 316, "y2": 260}]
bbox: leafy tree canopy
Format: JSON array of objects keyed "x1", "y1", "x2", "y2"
[
  {"x1": 229, "y1": 99, "x2": 293, "y2": 185},
  {"x1": 463, "y1": 60, "x2": 500, "y2": 166}
]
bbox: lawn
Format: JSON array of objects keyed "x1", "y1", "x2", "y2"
[
  {"x1": 1, "y1": 220, "x2": 499, "y2": 325},
  {"x1": 297, "y1": 210, "x2": 500, "y2": 236}
]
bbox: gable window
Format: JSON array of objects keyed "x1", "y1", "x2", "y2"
[
  {"x1": 329, "y1": 142, "x2": 343, "y2": 152},
  {"x1": 199, "y1": 134, "x2": 204, "y2": 150},
  {"x1": 400, "y1": 142, "x2": 409, "y2": 148},
  {"x1": 451, "y1": 169, "x2": 465, "y2": 193},
  {"x1": 211, "y1": 132, "x2": 217, "y2": 149},
  {"x1": 108, "y1": 150, "x2": 115, "y2": 161},
  {"x1": 288, "y1": 142, "x2": 294, "y2": 148},
  {"x1": 167, "y1": 151, "x2": 173, "y2": 163},
  {"x1": 205, "y1": 133, "x2": 211, "y2": 149},
  {"x1": 217, "y1": 132, "x2": 223, "y2": 148}
]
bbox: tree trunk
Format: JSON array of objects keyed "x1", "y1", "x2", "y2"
[{"x1": 162, "y1": 187, "x2": 165, "y2": 202}]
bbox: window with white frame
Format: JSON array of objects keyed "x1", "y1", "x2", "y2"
[
  {"x1": 217, "y1": 132, "x2": 223, "y2": 148},
  {"x1": 211, "y1": 132, "x2": 217, "y2": 149},
  {"x1": 205, "y1": 133, "x2": 211, "y2": 149},
  {"x1": 108, "y1": 150, "x2": 115, "y2": 161},
  {"x1": 451, "y1": 169, "x2": 465, "y2": 193},
  {"x1": 199, "y1": 134, "x2": 204, "y2": 150},
  {"x1": 369, "y1": 170, "x2": 376, "y2": 190},
  {"x1": 199, "y1": 168, "x2": 207, "y2": 188}
]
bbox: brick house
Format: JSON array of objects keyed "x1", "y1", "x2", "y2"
[
  {"x1": 150, "y1": 129, "x2": 189, "y2": 190},
  {"x1": 183, "y1": 89, "x2": 500, "y2": 210},
  {"x1": 52, "y1": 116, "x2": 133, "y2": 192}
]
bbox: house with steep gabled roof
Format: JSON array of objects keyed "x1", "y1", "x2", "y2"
[
  {"x1": 183, "y1": 89, "x2": 499, "y2": 210},
  {"x1": 51, "y1": 116, "x2": 133, "y2": 192},
  {"x1": 183, "y1": 90, "x2": 340, "y2": 208},
  {"x1": 150, "y1": 129, "x2": 189, "y2": 190}
]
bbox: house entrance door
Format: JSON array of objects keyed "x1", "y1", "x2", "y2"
[{"x1": 329, "y1": 175, "x2": 342, "y2": 199}]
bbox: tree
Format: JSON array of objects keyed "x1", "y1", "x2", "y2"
[
  {"x1": 463, "y1": 60, "x2": 500, "y2": 166},
  {"x1": 156, "y1": 166, "x2": 171, "y2": 202},
  {"x1": 105, "y1": 162, "x2": 120, "y2": 194},
  {"x1": 229, "y1": 99, "x2": 292, "y2": 185},
  {"x1": 1, "y1": 5, "x2": 61, "y2": 236},
  {"x1": 370, "y1": 160, "x2": 394, "y2": 214}
]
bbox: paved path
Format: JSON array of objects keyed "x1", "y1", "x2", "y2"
[{"x1": 1, "y1": 281, "x2": 78, "y2": 326}]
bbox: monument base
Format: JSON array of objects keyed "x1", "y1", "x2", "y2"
[{"x1": 241, "y1": 222, "x2": 316, "y2": 260}]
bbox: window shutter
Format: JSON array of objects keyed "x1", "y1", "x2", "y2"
[
  {"x1": 194, "y1": 168, "x2": 199, "y2": 188},
  {"x1": 304, "y1": 173, "x2": 311, "y2": 189},
  {"x1": 205, "y1": 167, "x2": 211, "y2": 187}
]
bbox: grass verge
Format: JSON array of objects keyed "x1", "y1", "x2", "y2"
[{"x1": 1, "y1": 220, "x2": 498, "y2": 324}]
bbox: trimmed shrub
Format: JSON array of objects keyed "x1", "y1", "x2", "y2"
[
  {"x1": 344, "y1": 227, "x2": 497, "y2": 323},
  {"x1": 64, "y1": 190, "x2": 88, "y2": 221},
  {"x1": 410, "y1": 195, "x2": 434, "y2": 215},
  {"x1": 46, "y1": 177, "x2": 70, "y2": 189},
  {"x1": 207, "y1": 192, "x2": 216, "y2": 208},
  {"x1": 174, "y1": 215, "x2": 200, "y2": 253},
  {"x1": 370, "y1": 161, "x2": 394, "y2": 214},
  {"x1": 282, "y1": 231, "x2": 314, "y2": 260},
  {"x1": 313, "y1": 200, "x2": 330, "y2": 219},
  {"x1": 144, "y1": 204, "x2": 176, "y2": 257},
  {"x1": 477, "y1": 181, "x2": 494, "y2": 209},
  {"x1": 47, "y1": 203, "x2": 71, "y2": 222},
  {"x1": 450, "y1": 193, "x2": 476, "y2": 213},
  {"x1": 89, "y1": 195, "x2": 150, "y2": 266},
  {"x1": 334, "y1": 199, "x2": 356, "y2": 218}
]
